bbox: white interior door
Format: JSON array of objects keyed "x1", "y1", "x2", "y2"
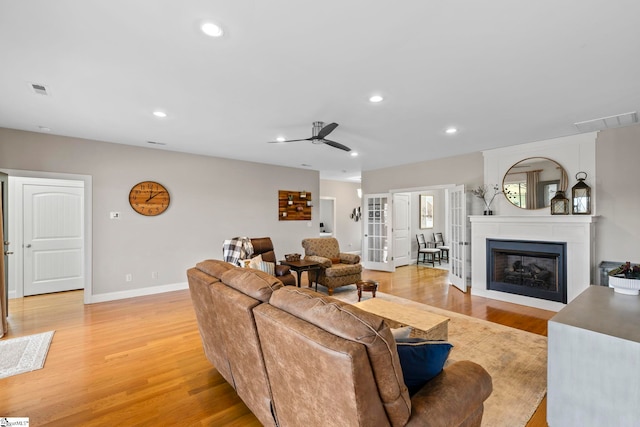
[
  {"x1": 449, "y1": 185, "x2": 467, "y2": 292},
  {"x1": 23, "y1": 184, "x2": 84, "y2": 296},
  {"x1": 362, "y1": 193, "x2": 394, "y2": 272},
  {"x1": 393, "y1": 193, "x2": 410, "y2": 267}
]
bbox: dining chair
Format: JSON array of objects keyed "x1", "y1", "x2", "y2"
[
  {"x1": 416, "y1": 233, "x2": 441, "y2": 267},
  {"x1": 433, "y1": 232, "x2": 450, "y2": 262}
]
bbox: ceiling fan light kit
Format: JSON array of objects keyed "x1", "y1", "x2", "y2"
[{"x1": 269, "y1": 121, "x2": 351, "y2": 152}]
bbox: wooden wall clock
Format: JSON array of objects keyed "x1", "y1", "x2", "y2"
[{"x1": 129, "y1": 181, "x2": 170, "y2": 216}]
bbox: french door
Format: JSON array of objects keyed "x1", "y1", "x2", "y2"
[
  {"x1": 362, "y1": 193, "x2": 394, "y2": 272},
  {"x1": 448, "y1": 185, "x2": 468, "y2": 292}
]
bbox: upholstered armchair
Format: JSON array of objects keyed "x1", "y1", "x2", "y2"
[
  {"x1": 250, "y1": 237, "x2": 296, "y2": 287},
  {"x1": 301, "y1": 237, "x2": 362, "y2": 295}
]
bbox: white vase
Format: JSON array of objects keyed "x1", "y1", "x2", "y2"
[{"x1": 609, "y1": 275, "x2": 640, "y2": 295}]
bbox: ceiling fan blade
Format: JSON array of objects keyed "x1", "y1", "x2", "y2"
[
  {"x1": 316, "y1": 122, "x2": 338, "y2": 139},
  {"x1": 268, "y1": 137, "x2": 312, "y2": 144},
  {"x1": 322, "y1": 139, "x2": 351, "y2": 152}
]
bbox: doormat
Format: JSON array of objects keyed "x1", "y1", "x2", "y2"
[{"x1": 0, "y1": 331, "x2": 55, "y2": 379}]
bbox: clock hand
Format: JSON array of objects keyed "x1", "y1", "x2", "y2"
[{"x1": 146, "y1": 191, "x2": 160, "y2": 202}]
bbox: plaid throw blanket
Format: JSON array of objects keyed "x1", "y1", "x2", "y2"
[{"x1": 222, "y1": 237, "x2": 254, "y2": 266}]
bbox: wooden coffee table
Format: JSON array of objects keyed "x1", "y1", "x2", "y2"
[{"x1": 355, "y1": 298, "x2": 449, "y2": 340}]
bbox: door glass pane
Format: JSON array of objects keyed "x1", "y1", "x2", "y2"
[{"x1": 366, "y1": 196, "x2": 389, "y2": 263}]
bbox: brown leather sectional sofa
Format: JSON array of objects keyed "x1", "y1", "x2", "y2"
[{"x1": 187, "y1": 259, "x2": 492, "y2": 426}]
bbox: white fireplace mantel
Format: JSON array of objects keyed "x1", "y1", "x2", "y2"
[{"x1": 469, "y1": 215, "x2": 597, "y2": 311}]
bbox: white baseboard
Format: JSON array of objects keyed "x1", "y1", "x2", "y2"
[{"x1": 87, "y1": 281, "x2": 189, "y2": 304}]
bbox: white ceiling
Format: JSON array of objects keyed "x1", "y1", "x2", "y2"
[{"x1": 1, "y1": 1, "x2": 639, "y2": 181}]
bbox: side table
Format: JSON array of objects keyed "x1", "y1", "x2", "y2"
[{"x1": 279, "y1": 260, "x2": 322, "y2": 289}]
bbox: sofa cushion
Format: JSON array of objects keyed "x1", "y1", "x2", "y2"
[
  {"x1": 259, "y1": 261, "x2": 275, "y2": 276},
  {"x1": 269, "y1": 287, "x2": 411, "y2": 425},
  {"x1": 324, "y1": 263, "x2": 362, "y2": 277},
  {"x1": 220, "y1": 268, "x2": 283, "y2": 303},
  {"x1": 395, "y1": 338, "x2": 453, "y2": 396},
  {"x1": 196, "y1": 259, "x2": 235, "y2": 279},
  {"x1": 249, "y1": 254, "x2": 276, "y2": 276}
]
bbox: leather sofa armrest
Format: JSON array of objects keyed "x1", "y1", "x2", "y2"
[
  {"x1": 274, "y1": 264, "x2": 291, "y2": 277},
  {"x1": 405, "y1": 361, "x2": 492, "y2": 426},
  {"x1": 339, "y1": 253, "x2": 360, "y2": 264},
  {"x1": 304, "y1": 255, "x2": 332, "y2": 268}
]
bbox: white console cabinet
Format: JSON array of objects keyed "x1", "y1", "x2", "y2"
[{"x1": 548, "y1": 285, "x2": 640, "y2": 426}]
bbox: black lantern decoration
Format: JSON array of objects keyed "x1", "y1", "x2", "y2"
[
  {"x1": 571, "y1": 172, "x2": 591, "y2": 215},
  {"x1": 550, "y1": 190, "x2": 570, "y2": 215}
]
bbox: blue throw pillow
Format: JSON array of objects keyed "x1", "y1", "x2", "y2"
[{"x1": 395, "y1": 338, "x2": 453, "y2": 395}]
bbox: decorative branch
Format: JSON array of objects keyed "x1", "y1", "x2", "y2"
[{"x1": 471, "y1": 184, "x2": 503, "y2": 210}]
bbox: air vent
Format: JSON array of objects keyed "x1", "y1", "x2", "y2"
[
  {"x1": 30, "y1": 83, "x2": 50, "y2": 96},
  {"x1": 146, "y1": 141, "x2": 167, "y2": 146},
  {"x1": 574, "y1": 111, "x2": 638, "y2": 133}
]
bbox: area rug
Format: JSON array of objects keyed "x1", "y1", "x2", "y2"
[
  {"x1": 333, "y1": 288, "x2": 547, "y2": 427},
  {"x1": 0, "y1": 331, "x2": 55, "y2": 379}
]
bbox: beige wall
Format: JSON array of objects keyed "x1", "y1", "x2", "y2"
[
  {"x1": 0, "y1": 128, "x2": 319, "y2": 301},
  {"x1": 362, "y1": 151, "x2": 484, "y2": 194},
  {"x1": 595, "y1": 123, "x2": 640, "y2": 280},
  {"x1": 320, "y1": 179, "x2": 362, "y2": 252}
]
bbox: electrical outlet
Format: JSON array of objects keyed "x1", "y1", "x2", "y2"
[
  {"x1": 110, "y1": 212, "x2": 120, "y2": 219},
  {"x1": 125, "y1": 274, "x2": 132, "y2": 282}
]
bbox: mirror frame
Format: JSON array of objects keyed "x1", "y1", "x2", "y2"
[{"x1": 502, "y1": 157, "x2": 568, "y2": 210}]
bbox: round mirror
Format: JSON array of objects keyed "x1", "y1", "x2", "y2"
[{"x1": 502, "y1": 157, "x2": 568, "y2": 210}]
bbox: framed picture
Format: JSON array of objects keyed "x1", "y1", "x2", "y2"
[{"x1": 420, "y1": 194, "x2": 434, "y2": 229}]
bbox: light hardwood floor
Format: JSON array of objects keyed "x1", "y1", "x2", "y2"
[{"x1": 1, "y1": 265, "x2": 554, "y2": 426}]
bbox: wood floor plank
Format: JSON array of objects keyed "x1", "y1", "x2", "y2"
[{"x1": 1, "y1": 265, "x2": 552, "y2": 426}]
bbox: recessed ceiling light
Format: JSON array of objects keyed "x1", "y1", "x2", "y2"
[
  {"x1": 153, "y1": 111, "x2": 167, "y2": 118},
  {"x1": 201, "y1": 22, "x2": 224, "y2": 37},
  {"x1": 276, "y1": 136, "x2": 286, "y2": 142},
  {"x1": 369, "y1": 95, "x2": 384, "y2": 103},
  {"x1": 350, "y1": 152, "x2": 358, "y2": 157},
  {"x1": 445, "y1": 127, "x2": 458, "y2": 134}
]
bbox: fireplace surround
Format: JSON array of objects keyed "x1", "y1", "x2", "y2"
[{"x1": 470, "y1": 215, "x2": 596, "y2": 311}]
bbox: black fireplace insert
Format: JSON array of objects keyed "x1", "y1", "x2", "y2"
[{"x1": 486, "y1": 239, "x2": 567, "y2": 303}]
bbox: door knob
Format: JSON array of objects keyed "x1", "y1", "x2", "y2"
[
  {"x1": 3, "y1": 241, "x2": 8, "y2": 245},
  {"x1": 25, "y1": 244, "x2": 32, "y2": 248},
  {"x1": 4, "y1": 251, "x2": 13, "y2": 255}
]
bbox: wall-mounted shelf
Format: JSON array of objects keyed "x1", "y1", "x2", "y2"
[{"x1": 279, "y1": 190, "x2": 312, "y2": 221}]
